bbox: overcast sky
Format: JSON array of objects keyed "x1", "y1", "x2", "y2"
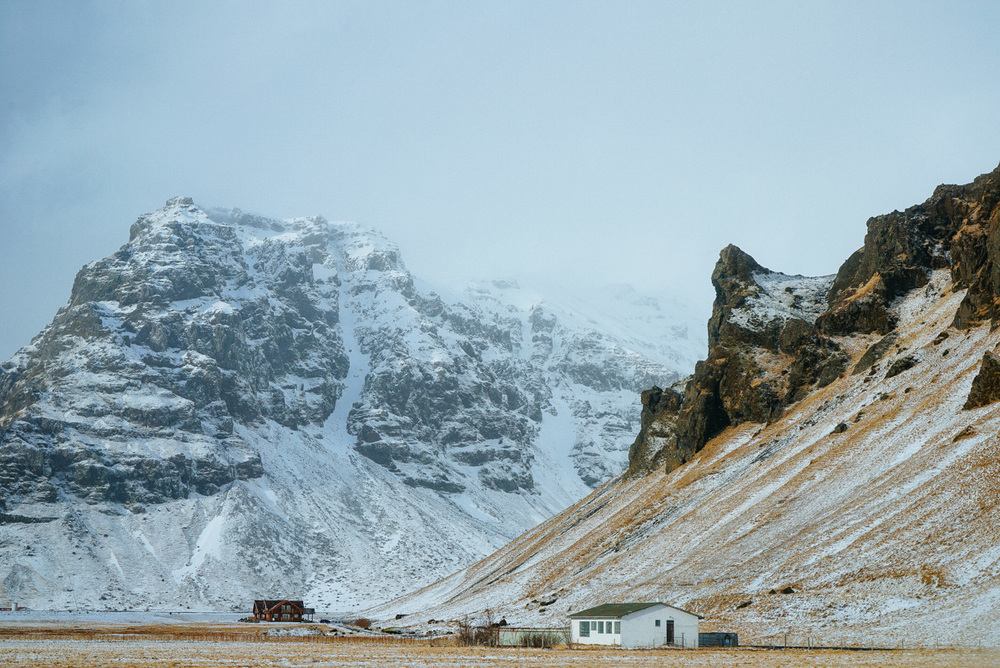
[{"x1": 2, "y1": 1, "x2": 1000, "y2": 361}]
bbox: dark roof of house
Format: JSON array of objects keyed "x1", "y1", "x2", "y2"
[
  {"x1": 568, "y1": 602, "x2": 704, "y2": 620},
  {"x1": 569, "y1": 602, "x2": 659, "y2": 618}
]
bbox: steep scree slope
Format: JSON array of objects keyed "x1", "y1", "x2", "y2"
[{"x1": 373, "y1": 163, "x2": 1000, "y2": 647}]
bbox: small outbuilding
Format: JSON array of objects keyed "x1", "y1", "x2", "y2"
[
  {"x1": 699, "y1": 631, "x2": 738, "y2": 647},
  {"x1": 252, "y1": 599, "x2": 314, "y2": 622},
  {"x1": 568, "y1": 602, "x2": 702, "y2": 649}
]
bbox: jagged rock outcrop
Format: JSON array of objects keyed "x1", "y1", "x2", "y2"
[
  {"x1": 628, "y1": 246, "x2": 847, "y2": 475},
  {"x1": 817, "y1": 163, "x2": 1000, "y2": 333},
  {"x1": 885, "y1": 355, "x2": 919, "y2": 379},
  {"x1": 964, "y1": 352, "x2": 1000, "y2": 410},
  {"x1": 629, "y1": 162, "x2": 1000, "y2": 477},
  {"x1": 625, "y1": 385, "x2": 683, "y2": 477},
  {"x1": 851, "y1": 333, "x2": 898, "y2": 374}
]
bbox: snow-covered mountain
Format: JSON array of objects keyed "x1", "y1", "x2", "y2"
[
  {"x1": 0, "y1": 198, "x2": 703, "y2": 611},
  {"x1": 371, "y1": 163, "x2": 1000, "y2": 647}
]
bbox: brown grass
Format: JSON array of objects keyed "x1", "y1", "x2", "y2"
[
  {"x1": 0, "y1": 627, "x2": 996, "y2": 668},
  {"x1": 0, "y1": 636, "x2": 1000, "y2": 668},
  {"x1": 0, "y1": 622, "x2": 451, "y2": 646}
]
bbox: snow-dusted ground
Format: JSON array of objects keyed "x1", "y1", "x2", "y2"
[
  {"x1": 0, "y1": 610, "x2": 242, "y2": 624},
  {"x1": 0, "y1": 635, "x2": 991, "y2": 668},
  {"x1": 729, "y1": 270, "x2": 834, "y2": 330}
]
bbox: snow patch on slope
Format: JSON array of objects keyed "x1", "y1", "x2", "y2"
[{"x1": 730, "y1": 271, "x2": 834, "y2": 329}]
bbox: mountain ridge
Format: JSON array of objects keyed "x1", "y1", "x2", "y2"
[{"x1": 0, "y1": 197, "x2": 702, "y2": 611}]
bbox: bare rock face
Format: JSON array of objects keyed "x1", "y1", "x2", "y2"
[
  {"x1": 852, "y1": 333, "x2": 898, "y2": 374},
  {"x1": 817, "y1": 163, "x2": 1000, "y2": 334},
  {"x1": 817, "y1": 209, "x2": 947, "y2": 335},
  {"x1": 964, "y1": 352, "x2": 1000, "y2": 410},
  {"x1": 628, "y1": 162, "x2": 1000, "y2": 478},
  {"x1": 674, "y1": 247, "x2": 847, "y2": 458},
  {"x1": 628, "y1": 246, "x2": 847, "y2": 475},
  {"x1": 946, "y1": 172, "x2": 1000, "y2": 328},
  {"x1": 626, "y1": 385, "x2": 683, "y2": 477},
  {"x1": 885, "y1": 355, "x2": 919, "y2": 379}
]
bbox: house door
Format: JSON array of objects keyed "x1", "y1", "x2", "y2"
[{"x1": 665, "y1": 620, "x2": 675, "y2": 644}]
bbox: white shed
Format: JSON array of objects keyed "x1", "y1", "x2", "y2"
[{"x1": 568, "y1": 602, "x2": 702, "y2": 649}]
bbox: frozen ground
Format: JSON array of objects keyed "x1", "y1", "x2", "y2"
[
  {"x1": 0, "y1": 638, "x2": 995, "y2": 668},
  {"x1": 0, "y1": 610, "x2": 242, "y2": 624},
  {"x1": 0, "y1": 620, "x2": 996, "y2": 668}
]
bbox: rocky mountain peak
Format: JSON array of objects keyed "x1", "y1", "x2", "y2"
[
  {"x1": 713, "y1": 243, "x2": 767, "y2": 288},
  {"x1": 0, "y1": 198, "x2": 701, "y2": 611},
  {"x1": 707, "y1": 244, "x2": 767, "y2": 348},
  {"x1": 708, "y1": 244, "x2": 832, "y2": 349}
]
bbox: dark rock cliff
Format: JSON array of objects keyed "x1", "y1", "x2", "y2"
[
  {"x1": 819, "y1": 163, "x2": 1000, "y2": 334},
  {"x1": 629, "y1": 162, "x2": 1000, "y2": 476},
  {"x1": 0, "y1": 200, "x2": 346, "y2": 506},
  {"x1": 628, "y1": 245, "x2": 845, "y2": 475},
  {"x1": 964, "y1": 352, "x2": 1000, "y2": 410}
]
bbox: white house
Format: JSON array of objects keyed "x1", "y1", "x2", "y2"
[{"x1": 568, "y1": 602, "x2": 702, "y2": 649}]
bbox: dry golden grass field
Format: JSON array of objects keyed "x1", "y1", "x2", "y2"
[{"x1": 0, "y1": 624, "x2": 998, "y2": 667}]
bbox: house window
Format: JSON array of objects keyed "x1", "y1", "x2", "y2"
[
  {"x1": 655, "y1": 619, "x2": 661, "y2": 627},
  {"x1": 579, "y1": 621, "x2": 590, "y2": 637},
  {"x1": 614, "y1": 621, "x2": 621, "y2": 634},
  {"x1": 598, "y1": 621, "x2": 604, "y2": 634}
]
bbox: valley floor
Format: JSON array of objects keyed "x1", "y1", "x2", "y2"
[{"x1": 0, "y1": 623, "x2": 996, "y2": 668}]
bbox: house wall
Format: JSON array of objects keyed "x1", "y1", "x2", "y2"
[
  {"x1": 619, "y1": 605, "x2": 700, "y2": 649},
  {"x1": 570, "y1": 618, "x2": 621, "y2": 646},
  {"x1": 254, "y1": 602, "x2": 304, "y2": 622}
]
